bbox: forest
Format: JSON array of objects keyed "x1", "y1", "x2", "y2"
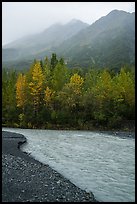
[{"x1": 2, "y1": 53, "x2": 135, "y2": 130}]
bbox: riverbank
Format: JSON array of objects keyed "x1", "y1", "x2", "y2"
[
  {"x1": 2, "y1": 131, "x2": 98, "y2": 202},
  {"x1": 2, "y1": 119, "x2": 135, "y2": 132}
]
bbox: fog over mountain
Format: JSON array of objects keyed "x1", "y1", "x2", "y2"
[
  {"x1": 2, "y1": 19, "x2": 89, "y2": 62},
  {"x1": 57, "y1": 10, "x2": 135, "y2": 69},
  {"x1": 3, "y1": 2, "x2": 134, "y2": 46},
  {"x1": 2, "y1": 10, "x2": 135, "y2": 70}
]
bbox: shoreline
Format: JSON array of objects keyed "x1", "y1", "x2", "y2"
[
  {"x1": 2, "y1": 123, "x2": 135, "y2": 133},
  {"x1": 2, "y1": 131, "x2": 98, "y2": 202},
  {"x1": 2, "y1": 127, "x2": 135, "y2": 139}
]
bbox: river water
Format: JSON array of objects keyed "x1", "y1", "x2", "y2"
[{"x1": 2, "y1": 128, "x2": 135, "y2": 202}]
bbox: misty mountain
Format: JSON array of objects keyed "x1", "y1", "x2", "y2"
[
  {"x1": 3, "y1": 19, "x2": 89, "y2": 62},
  {"x1": 2, "y1": 10, "x2": 135, "y2": 70},
  {"x1": 2, "y1": 48, "x2": 20, "y2": 61},
  {"x1": 57, "y1": 10, "x2": 135, "y2": 69}
]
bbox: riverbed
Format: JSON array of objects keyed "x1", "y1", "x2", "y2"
[{"x1": 2, "y1": 127, "x2": 135, "y2": 202}]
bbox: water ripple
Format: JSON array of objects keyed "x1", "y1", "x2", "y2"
[{"x1": 2, "y1": 128, "x2": 135, "y2": 202}]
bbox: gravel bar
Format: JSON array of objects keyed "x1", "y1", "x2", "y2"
[{"x1": 2, "y1": 131, "x2": 98, "y2": 202}]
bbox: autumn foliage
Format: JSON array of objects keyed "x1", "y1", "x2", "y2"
[
  {"x1": 16, "y1": 73, "x2": 27, "y2": 108},
  {"x1": 2, "y1": 54, "x2": 135, "y2": 130}
]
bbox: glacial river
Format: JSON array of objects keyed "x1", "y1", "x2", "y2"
[{"x1": 2, "y1": 128, "x2": 135, "y2": 202}]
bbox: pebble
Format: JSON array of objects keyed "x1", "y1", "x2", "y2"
[{"x1": 2, "y1": 131, "x2": 98, "y2": 202}]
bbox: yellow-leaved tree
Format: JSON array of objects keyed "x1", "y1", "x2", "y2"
[
  {"x1": 69, "y1": 73, "x2": 84, "y2": 95},
  {"x1": 111, "y1": 68, "x2": 135, "y2": 120},
  {"x1": 16, "y1": 73, "x2": 27, "y2": 110},
  {"x1": 58, "y1": 73, "x2": 84, "y2": 110},
  {"x1": 29, "y1": 61, "x2": 44, "y2": 114},
  {"x1": 112, "y1": 68, "x2": 135, "y2": 106},
  {"x1": 44, "y1": 86, "x2": 55, "y2": 108}
]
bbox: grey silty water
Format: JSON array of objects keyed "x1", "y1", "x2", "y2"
[{"x1": 2, "y1": 128, "x2": 135, "y2": 202}]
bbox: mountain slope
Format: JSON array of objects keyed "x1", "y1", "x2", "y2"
[
  {"x1": 3, "y1": 19, "x2": 89, "y2": 62},
  {"x1": 2, "y1": 10, "x2": 135, "y2": 71},
  {"x1": 57, "y1": 10, "x2": 135, "y2": 69}
]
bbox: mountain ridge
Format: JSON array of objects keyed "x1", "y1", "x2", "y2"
[
  {"x1": 56, "y1": 10, "x2": 135, "y2": 69},
  {"x1": 2, "y1": 19, "x2": 89, "y2": 62},
  {"x1": 2, "y1": 10, "x2": 135, "y2": 70}
]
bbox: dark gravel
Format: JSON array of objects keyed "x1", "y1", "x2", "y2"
[{"x1": 2, "y1": 131, "x2": 98, "y2": 202}]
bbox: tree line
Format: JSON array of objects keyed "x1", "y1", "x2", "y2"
[{"x1": 2, "y1": 53, "x2": 135, "y2": 130}]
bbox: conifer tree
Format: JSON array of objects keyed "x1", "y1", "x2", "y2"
[{"x1": 50, "y1": 53, "x2": 58, "y2": 70}]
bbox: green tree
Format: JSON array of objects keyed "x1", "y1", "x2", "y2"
[
  {"x1": 50, "y1": 53, "x2": 58, "y2": 70},
  {"x1": 59, "y1": 57, "x2": 65, "y2": 65},
  {"x1": 111, "y1": 68, "x2": 135, "y2": 120},
  {"x1": 58, "y1": 73, "x2": 84, "y2": 112},
  {"x1": 2, "y1": 69, "x2": 18, "y2": 126},
  {"x1": 92, "y1": 69, "x2": 113, "y2": 124},
  {"x1": 43, "y1": 56, "x2": 52, "y2": 87},
  {"x1": 81, "y1": 68, "x2": 99, "y2": 122},
  {"x1": 51, "y1": 62, "x2": 69, "y2": 92}
]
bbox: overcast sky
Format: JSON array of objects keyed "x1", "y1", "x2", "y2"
[{"x1": 2, "y1": 2, "x2": 135, "y2": 46}]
